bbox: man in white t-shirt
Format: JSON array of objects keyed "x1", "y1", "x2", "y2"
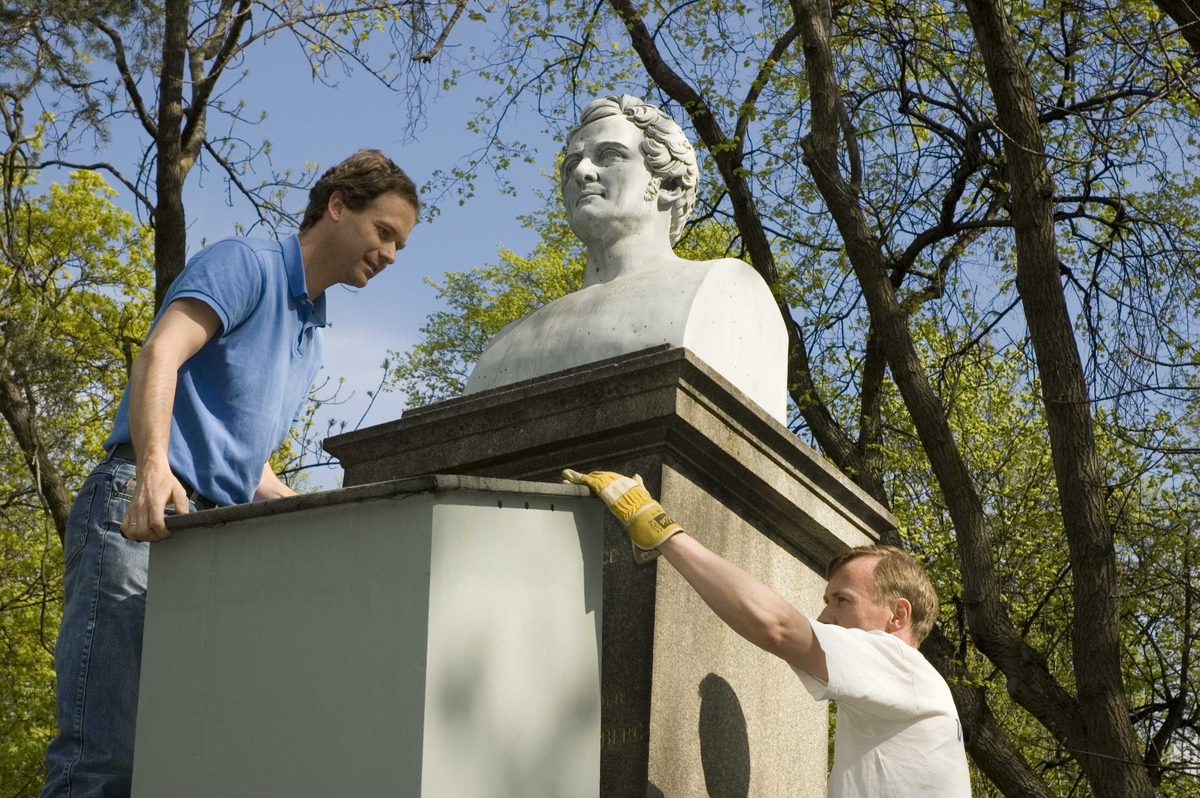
[{"x1": 563, "y1": 469, "x2": 972, "y2": 797}]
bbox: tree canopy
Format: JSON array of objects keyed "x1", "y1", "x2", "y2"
[
  {"x1": 0, "y1": 168, "x2": 155, "y2": 795},
  {"x1": 401, "y1": 0, "x2": 1200, "y2": 794},
  {"x1": 1, "y1": 0, "x2": 1199, "y2": 795}
]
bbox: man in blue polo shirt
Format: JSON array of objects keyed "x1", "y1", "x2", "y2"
[{"x1": 41, "y1": 149, "x2": 419, "y2": 798}]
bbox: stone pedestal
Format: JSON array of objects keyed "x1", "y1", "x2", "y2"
[{"x1": 325, "y1": 347, "x2": 895, "y2": 797}]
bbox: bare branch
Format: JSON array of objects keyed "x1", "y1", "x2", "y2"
[
  {"x1": 87, "y1": 16, "x2": 158, "y2": 139},
  {"x1": 33, "y1": 159, "x2": 155, "y2": 212},
  {"x1": 413, "y1": 0, "x2": 469, "y2": 63},
  {"x1": 0, "y1": 352, "x2": 71, "y2": 543},
  {"x1": 734, "y1": 22, "x2": 802, "y2": 154},
  {"x1": 183, "y1": 0, "x2": 253, "y2": 154}
]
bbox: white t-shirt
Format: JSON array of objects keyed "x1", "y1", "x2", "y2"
[{"x1": 792, "y1": 619, "x2": 971, "y2": 798}]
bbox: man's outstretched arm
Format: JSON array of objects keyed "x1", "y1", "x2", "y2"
[
  {"x1": 658, "y1": 533, "x2": 828, "y2": 681},
  {"x1": 563, "y1": 469, "x2": 828, "y2": 680}
]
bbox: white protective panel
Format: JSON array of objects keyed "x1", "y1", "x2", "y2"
[
  {"x1": 133, "y1": 489, "x2": 602, "y2": 798},
  {"x1": 133, "y1": 496, "x2": 436, "y2": 798},
  {"x1": 421, "y1": 493, "x2": 603, "y2": 798}
]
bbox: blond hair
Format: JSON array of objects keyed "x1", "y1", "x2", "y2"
[{"x1": 827, "y1": 545, "x2": 939, "y2": 644}]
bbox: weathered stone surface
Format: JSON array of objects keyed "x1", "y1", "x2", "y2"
[
  {"x1": 326, "y1": 346, "x2": 894, "y2": 796},
  {"x1": 646, "y1": 464, "x2": 830, "y2": 797}
]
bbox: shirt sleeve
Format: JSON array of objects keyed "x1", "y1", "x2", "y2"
[
  {"x1": 791, "y1": 619, "x2": 925, "y2": 722},
  {"x1": 292, "y1": 393, "x2": 308, "y2": 426},
  {"x1": 163, "y1": 239, "x2": 266, "y2": 338}
]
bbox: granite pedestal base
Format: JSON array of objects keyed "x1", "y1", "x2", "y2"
[{"x1": 325, "y1": 347, "x2": 896, "y2": 797}]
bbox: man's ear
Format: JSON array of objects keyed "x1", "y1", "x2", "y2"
[
  {"x1": 327, "y1": 191, "x2": 346, "y2": 222},
  {"x1": 887, "y1": 597, "x2": 912, "y2": 635},
  {"x1": 655, "y1": 178, "x2": 685, "y2": 210}
]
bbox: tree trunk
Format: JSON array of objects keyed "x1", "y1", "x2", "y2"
[
  {"x1": 154, "y1": 0, "x2": 190, "y2": 310},
  {"x1": 1148, "y1": 0, "x2": 1200, "y2": 58},
  {"x1": 921, "y1": 629, "x2": 1057, "y2": 798},
  {"x1": 606, "y1": 1, "x2": 1090, "y2": 794},
  {"x1": 0, "y1": 354, "x2": 72, "y2": 543},
  {"x1": 959, "y1": 1, "x2": 1156, "y2": 795},
  {"x1": 788, "y1": 0, "x2": 1098, "y2": 775}
]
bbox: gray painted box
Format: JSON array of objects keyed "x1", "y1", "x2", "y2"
[{"x1": 132, "y1": 477, "x2": 603, "y2": 798}]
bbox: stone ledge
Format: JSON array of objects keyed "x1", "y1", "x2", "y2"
[{"x1": 324, "y1": 346, "x2": 896, "y2": 559}]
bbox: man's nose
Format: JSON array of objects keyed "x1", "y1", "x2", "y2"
[
  {"x1": 380, "y1": 241, "x2": 397, "y2": 264},
  {"x1": 573, "y1": 157, "x2": 599, "y2": 183},
  {"x1": 816, "y1": 605, "x2": 833, "y2": 625}
]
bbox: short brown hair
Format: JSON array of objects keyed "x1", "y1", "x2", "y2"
[
  {"x1": 827, "y1": 545, "x2": 939, "y2": 644},
  {"x1": 300, "y1": 149, "x2": 419, "y2": 231}
]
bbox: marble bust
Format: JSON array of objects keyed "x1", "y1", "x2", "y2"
[{"x1": 464, "y1": 94, "x2": 788, "y2": 422}]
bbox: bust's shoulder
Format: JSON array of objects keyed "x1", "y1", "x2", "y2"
[
  {"x1": 689, "y1": 257, "x2": 775, "y2": 299},
  {"x1": 701, "y1": 256, "x2": 758, "y2": 271},
  {"x1": 680, "y1": 256, "x2": 765, "y2": 283}
]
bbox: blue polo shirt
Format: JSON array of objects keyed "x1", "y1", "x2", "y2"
[{"x1": 105, "y1": 235, "x2": 325, "y2": 505}]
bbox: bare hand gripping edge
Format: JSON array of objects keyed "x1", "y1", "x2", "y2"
[
  {"x1": 562, "y1": 468, "x2": 973, "y2": 798},
  {"x1": 122, "y1": 298, "x2": 220, "y2": 541}
]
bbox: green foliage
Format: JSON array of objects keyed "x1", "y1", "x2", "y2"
[
  {"x1": 0, "y1": 171, "x2": 154, "y2": 795},
  {"x1": 395, "y1": 173, "x2": 1200, "y2": 792}
]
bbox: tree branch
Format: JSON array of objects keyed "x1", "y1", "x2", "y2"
[
  {"x1": 1144, "y1": 542, "x2": 1193, "y2": 784},
  {"x1": 855, "y1": 325, "x2": 887, "y2": 500},
  {"x1": 922, "y1": 628, "x2": 1058, "y2": 798},
  {"x1": 607, "y1": 0, "x2": 866, "y2": 480},
  {"x1": 87, "y1": 16, "x2": 158, "y2": 140},
  {"x1": 0, "y1": 352, "x2": 71, "y2": 543},
  {"x1": 183, "y1": 0, "x2": 253, "y2": 155},
  {"x1": 733, "y1": 22, "x2": 802, "y2": 154},
  {"x1": 960, "y1": 0, "x2": 1156, "y2": 792},
  {"x1": 200, "y1": 137, "x2": 291, "y2": 229},
  {"x1": 33, "y1": 159, "x2": 154, "y2": 213},
  {"x1": 412, "y1": 0, "x2": 469, "y2": 63}
]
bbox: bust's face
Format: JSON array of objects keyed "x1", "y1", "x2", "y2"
[{"x1": 562, "y1": 114, "x2": 657, "y2": 242}]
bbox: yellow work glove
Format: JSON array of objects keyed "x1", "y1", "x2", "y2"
[{"x1": 562, "y1": 469, "x2": 683, "y2": 563}]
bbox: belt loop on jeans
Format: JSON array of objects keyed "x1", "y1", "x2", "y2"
[{"x1": 106, "y1": 443, "x2": 219, "y2": 510}]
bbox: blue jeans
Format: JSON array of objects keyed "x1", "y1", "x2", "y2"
[{"x1": 41, "y1": 454, "x2": 199, "y2": 798}]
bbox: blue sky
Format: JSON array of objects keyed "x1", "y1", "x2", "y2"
[{"x1": 47, "y1": 18, "x2": 582, "y2": 488}]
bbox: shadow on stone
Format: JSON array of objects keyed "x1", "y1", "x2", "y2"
[
  {"x1": 698, "y1": 673, "x2": 750, "y2": 798},
  {"x1": 646, "y1": 780, "x2": 665, "y2": 798}
]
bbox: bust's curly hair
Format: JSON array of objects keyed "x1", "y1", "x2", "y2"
[{"x1": 561, "y1": 95, "x2": 698, "y2": 245}]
